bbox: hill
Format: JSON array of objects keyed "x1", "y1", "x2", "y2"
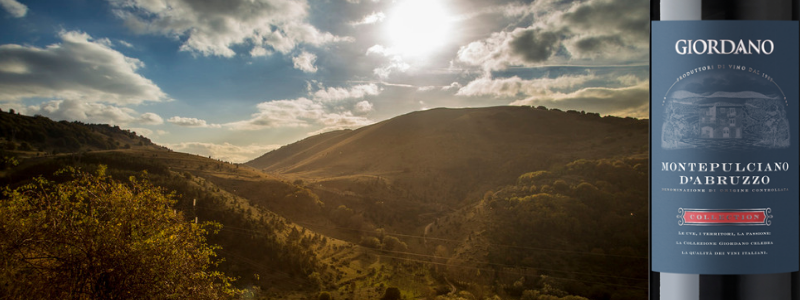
[
  {"x1": 0, "y1": 110, "x2": 396, "y2": 298},
  {"x1": 0, "y1": 109, "x2": 160, "y2": 154},
  {"x1": 3, "y1": 107, "x2": 651, "y2": 300},
  {"x1": 244, "y1": 106, "x2": 649, "y2": 299},
  {"x1": 423, "y1": 155, "x2": 648, "y2": 299},
  {"x1": 247, "y1": 106, "x2": 647, "y2": 229}
]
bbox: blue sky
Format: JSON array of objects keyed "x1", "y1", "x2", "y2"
[{"x1": 0, "y1": 0, "x2": 649, "y2": 162}]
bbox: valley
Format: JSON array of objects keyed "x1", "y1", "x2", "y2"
[{"x1": 1, "y1": 106, "x2": 649, "y2": 300}]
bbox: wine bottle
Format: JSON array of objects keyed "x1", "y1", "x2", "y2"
[{"x1": 650, "y1": 0, "x2": 800, "y2": 299}]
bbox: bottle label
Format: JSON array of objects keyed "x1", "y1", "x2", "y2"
[{"x1": 651, "y1": 21, "x2": 799, "y2": 274}]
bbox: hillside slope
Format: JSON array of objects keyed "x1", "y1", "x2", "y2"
[
  {"x1": 0, "y1": 111, "x2": 376, "y2": 298},
  {"x1": 248, "y1": 106, "x2": 647, "y2": 226}
]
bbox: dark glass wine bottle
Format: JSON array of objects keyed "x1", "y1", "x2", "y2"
[{"x1": 650, "y1": 0, "x2": 799, "y2": 299}]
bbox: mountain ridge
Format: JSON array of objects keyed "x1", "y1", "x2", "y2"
[{"x1": 247, "y1": 106, "x2": 648, "y2": 210}]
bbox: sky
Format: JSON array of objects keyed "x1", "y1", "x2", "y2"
[{"x1": 0, "y1": 0, "x2": 649, "y2": 162}]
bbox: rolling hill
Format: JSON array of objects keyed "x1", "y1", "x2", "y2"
[
  {"x1": 247, "y1": 106, "x2": 647, "y2": 229},
  {"x1": 3, "y1": 106, "x2": 650, "y2": 300},
  {"x1": 0, "y1": 110, "x2": 386, "y2": 299}
]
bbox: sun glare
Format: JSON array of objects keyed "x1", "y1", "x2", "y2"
[{"x1": 385, "y1": 0, "x2": 453, "y2": 58}]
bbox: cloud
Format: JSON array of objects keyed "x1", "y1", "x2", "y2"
[
  {"x1": 227, "y1": 97, "x2": 372, "y2": 131},
  {"x1": 443, "y1": 82, "x2": 462, "y2": 91},
  {"x1": 0, "y1": 30, "x2": 168, "y2": 105},
  {"x1": 138, "y1": 112, "x2": 164, "y2": 125},
  {"x1": 456, "y1": 0, "x2": 648, "y2": 71},
  {"x1": 366, "y1": 45, "x2": 390, "y2": 56},
  {"x1": 108, "y1": 0, "x2": 352, "y2": 57},
  {"x1": 313, "y1": 84, "x2": 381, "y2": 102},
  {"x1": 227, "y1": 83, "x2": 382, "y2": 132},
  {"x1": 292, "y1": 51, "x2": 318, "y2": 73},
  {"x1": 417, "y1": 82, "x2": 462, "y2": 92},
  {"x1": 354, "y1": 100, "x2": 373, "y2": 113},
  {"x1": 167, "y1": 116, "x2": 222, "y2": 128},
  {"x1": 352, "y1": 12, "x2": 385, "y2": 26},
  {"x1": 21, "y1": 99, "x2": 165, "y2": 125},
  {"x1": 509, "y1": 29, "x2": 561, "y2": 63},
  {"x1": 166, "y1": 141, "x2": 280, "y2": 163},
  {"x1": 127, "y1": 127, "x2": 168, "y2": 138},
  {"x1": 117, "y1": 40, "x2": 134, "y2": 48},
  {"x1": 456, "y1": 74, "x2": 599, "y2": 98},
  {"x1": 0, "y1": 0, "x2": 27, "y2": 18},
  {"x1": 509, "y1": 81, "x2": 649, "y2": 119},
  {"x1": 226, "y1": 98, "x2": 331, "y2": 130},
  {"x1": 365, "y1": 45, "x2": 412, "y2": 79},
  {"x1": 373, "y1": 57, "x2": 410, "y2": 79}
]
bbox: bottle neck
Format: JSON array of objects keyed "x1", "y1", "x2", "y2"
[{"x1": 653, "y1": 0, "x2": 799, "y2": 21}]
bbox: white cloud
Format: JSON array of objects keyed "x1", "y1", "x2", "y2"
[
  {"x1": 416, "y1": 82, "x2": 462, "y2": 92},
  {"x1": 138, "y1": 112, "x2": 164, "y2": 125},
  {"x1": 166, "y1": 141, "x2": 280, "y2": 163},
  {"x1": 118, "y1": 40, "x2": 134, "y2": 48},
  {"x1": 292, "y1": 51, "x2": 318, "y2": 73},
  {"x1": 354, "y1": 100, "x2": 373, "y2": 113},
  {"x1": 226, "y1": 97, "x2": 326, "y2": 130},
  {"x1": 108, "y1": 0, "x2": 352, "y2": 57},
  {"x1": 228, "y1": 97, "x2": 374, "y2": 131},
  {"x1": 21, "y1": 99, "x2": 164, "y2": 126},
  {"x1": 313, "y1": 84, "x2": 381, "y2": 102},
  {"x1": 443, "y1": 82, "x2": 462, "y2": 91},
  {"x1": 373, "y1": 57, "x2": 410, "y2": 79},
  {"x1": 227, "y1": 83, "x2": 382, "y2": 132},
  {"x1": 352, "y1": 12, "x2": 385, "y2": 26},
  {"x1": 250, "y1": 46, "x2": 271, "y2": 57},
  {"x1": 0, "y1": 0, "x2": 27, "y2": 18},
  {"x1": 366, "y1": 44, "x2": 391, "y2": 56},
  {"x1": 126, "y1": 127, "x2": 168, "y2": 138},
  {"x1": 365, "y1": 44, "x2": 414, "y2": 79},
  {"x1": 0, "y1": 31, "x2": 168, "y2": 105},
  {"x1": 456, "y1": 74, "x2": 598, "y2": 98},
  {"x1": 167, "y1": 116, "x2": 222, "y2": 128}
]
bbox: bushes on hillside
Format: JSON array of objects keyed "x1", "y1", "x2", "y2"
[{"x1": 0, "y1": 167, "x2": 239, "y2": 299}]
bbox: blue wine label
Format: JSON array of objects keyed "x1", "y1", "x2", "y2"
[{"x1": 651, "y1": 21, "x2": 799, "y2": 274}]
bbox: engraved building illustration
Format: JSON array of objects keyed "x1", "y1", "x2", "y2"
[{"x1": 698, "y1": 103, "x2": 744, "y2": 139}]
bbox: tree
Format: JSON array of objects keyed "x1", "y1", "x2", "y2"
[
  {"x1": 318, "y1": 291, "x2": 333, "y2": 300},
  {"x1": 382, "y1": 236, "x2": 408, "y2": 252},
  {"x1": 0, "y1": 167, "x2": 239, "y2": 299},
  {"x1": 360, "y1": 236, "x2": 381, "y2": 249},
  {"x1": 381, "y1": 287, "x2": 402, "y2": 300}
]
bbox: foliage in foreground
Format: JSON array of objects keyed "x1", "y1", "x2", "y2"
[{"x1": 0, "y1": 167, "x2": 239, "y2": 299}]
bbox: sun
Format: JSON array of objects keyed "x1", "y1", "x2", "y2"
[{"x1": 385, "y1": 0, "x2": 453, "y2": 58}]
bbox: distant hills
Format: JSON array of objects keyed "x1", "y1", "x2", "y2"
[
  {"x1": 0, "y1": 109, "x2": 160, "y2": 154},
  {"x1": 0, "y1": 110, "x2": 354, "y2": 297},
  {"x1": 2, "y1": 106, "x2": 650, "y2": 300},
  {"x1": 245, "y1": 106, "x2": 649, "y2": 299},
  {"x1": 247, "y1": 106, "x2": 647, "y2": 228}
]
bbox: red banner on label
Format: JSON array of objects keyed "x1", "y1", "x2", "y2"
[{"x1": 678, "y1": 208, "x2": 772, "y2": 226}]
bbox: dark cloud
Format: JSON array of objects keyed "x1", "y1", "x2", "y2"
[
  {"x1": 457, "y1": 0, "x2": 648, "y2": 70},
  {"x1": 573, "y1": 35, "x2": 625, "y2": 53},
  {"x1": 562, "y1": 0, "x2": 649, "y2": 38},
  {"x1": 509, "y1": 29, "x2": 561, "y2": 63}
]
